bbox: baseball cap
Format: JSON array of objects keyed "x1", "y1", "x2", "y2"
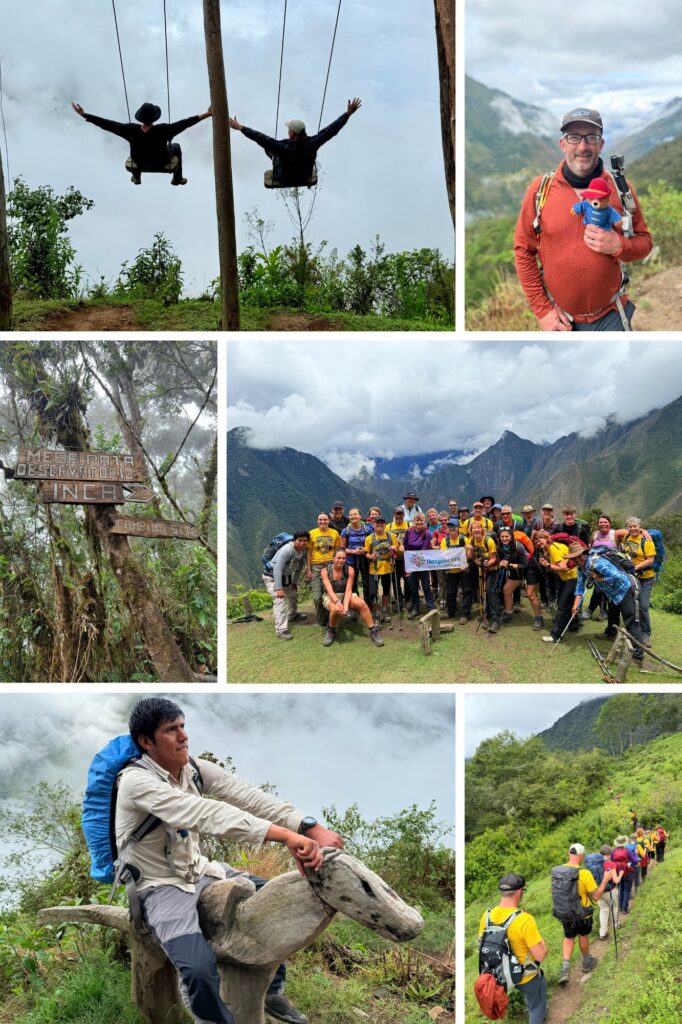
[
  {"x1": 561, "y1": 107, "x2": 603, "y2": 132},
  {"x1": 332, "y1": 501, "x2": 344, "y2": 509},
  {"x1": 374, "y1": 515, "x2": 386, "y2": 523},
  {"x1": 569, "y1": 843, "x2": 586, "y2": 855},
  {"x1": 499, "y1": 872, "x2": 526, "y2": 892},
  {"x1": 541, "y1": 503, "x2": 554, "y2": 511},
  {"x1": 447, "y1": 517, "x2": 459, "y2": 527},
  {"x1": 286, "y1": 118, "x2": 306, "y2": 134}
]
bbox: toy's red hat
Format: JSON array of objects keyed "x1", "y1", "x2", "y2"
[{"x1": 580, "y1": 176, "x2": 611, "y2": 199}]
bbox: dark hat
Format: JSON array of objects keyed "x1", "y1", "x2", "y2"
[
  {"x1": 499, "y1": 872, "x2": 526, "y2": 892},
  {"x1": 374, "y1": 514, "x2": 386, "y2": 523},
  {"x1": 447, "y1": 517, "x2": 459, "y2": 527},
  {"x1": 403, "y1": 490, "x2": 419, "y2": 500},
  {"x1": 480, "y1": 495, "x2": 495, "y2": 504},
  {"x1": 561, "y1": 107, "x2": 603, "y2": 132},
  {"x1": 332, "y1": 501, "x2": 344, "y2": 509},
  {"x1": 394, "y1": 506, "x2": 405, "y2": 514},
  {"x1": 135, "y1": 102, "x2": 162, "y2": 124}
]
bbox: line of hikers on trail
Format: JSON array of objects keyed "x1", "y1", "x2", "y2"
[
  {"x1": 259, "y1": 492, "x2": 665, "y2": 652},
  {"x1": 475, "y1": 825, "x2": 671, "y2": 1023},
  {"x1": 72, "y1": 97, "x2": 360, "y2": 188}
]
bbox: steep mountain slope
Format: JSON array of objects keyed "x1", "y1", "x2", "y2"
[
  {"x1": 228, "y1": 428, "x2": 378, "y2": 587},
  {"x1": 614, "y1": 97, "x2": 682, "y2": 161},
  {"x1": 537, "y1": 694, "x2": 679, "y2": 752},
  {"x1": 629, "y1": 132, "x2": 682, "y2": 192}
]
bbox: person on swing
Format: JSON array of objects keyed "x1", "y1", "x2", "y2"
[
  {"x1": 229, "y1": 98, "x2": 361, "y2": 187},
  {"x1": 71, "y1": 101, "x2": 213, "y2": 185}
]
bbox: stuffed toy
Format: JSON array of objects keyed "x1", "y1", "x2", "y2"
[{"x1": 571, "y1": 176, "x2": 622, "y2": 230}]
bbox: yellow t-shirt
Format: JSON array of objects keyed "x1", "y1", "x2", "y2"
[
  {"x1": 478, "y1": 907, "x2": 542, "y2": 986},
  {"x1": 467, "y1": 536, "x2": 496, "y2": 562},
  {"x1": 620, "y1": 534, "x2": 656, "y2": 580},
  {"x1": 365, "y1": 530, "x2": 394, "y2": 575},
  {"x1": 548, "y1": 542, "x2": 577, "y2": 581},
  {"x1": 563, "y1": 864, "x2": 598, "y2": 906},
  {"x1": 461, "y1": 515, "x2": 493, "y2": 538},
  {"x1": 390, "y1": 521, "x2": 407, "y2": 552},
  {"x1": 441, "y1": 535, "x2": 466, "y2": 574},
  {"x1": 308, "y1": 528, "x2": 340, "y2": 565}
]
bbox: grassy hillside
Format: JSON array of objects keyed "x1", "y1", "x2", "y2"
[
  {"x1": 227, "y1": 601, "x2": 682, "y2": 684},
  {"x1": 465, "y1": 731, "x2": 682, "y2": 1023}
]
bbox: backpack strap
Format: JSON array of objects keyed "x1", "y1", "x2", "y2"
[{"x1": 533, "y1": 171, "x2": 555, "y2": 234}]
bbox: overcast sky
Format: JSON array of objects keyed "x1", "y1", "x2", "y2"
[
  {"x1": 0, "y1": 691, "x2": 455, "y2": 830},
  {"x1": 465, "y1": 693, "x2": 597, "y2": 757},
  {"x1": 2, "y1": 1, "x2": 450, "y2": 296},
  {"x1": 466, "y1": 0, "x2": 682, "y2": 140},
  {"x1": 228, "y1": 339, "x2": 682, "y2": 479}
]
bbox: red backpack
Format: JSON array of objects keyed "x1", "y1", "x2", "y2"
[{"x1": 613, "y1": 846, "x2": 633, "y2": 875}]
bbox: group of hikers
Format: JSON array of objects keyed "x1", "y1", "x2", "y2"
[
  {"x1": 260, "y1": 493, "x2": 663, "y2": 654},
  {"x1": 475, "y1": 823, "x2": 671, "y2": 1022}
]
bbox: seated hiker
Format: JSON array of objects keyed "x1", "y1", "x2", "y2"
[
  {"x1": 476, "y1": 872, "x2": 548, "y2": 1024},
  {"x1": 320, "y1": 548, "x2": 384, "y2": 647},
  {"x1": 72, "y1": 100, "x2": 213, "y2": 185},
  {"x1": 117, "y1": 698, "x2": 343, "y2": 1024},
  {"x1": 228, "y1": 98, "x2": 361, "y2": 188}
]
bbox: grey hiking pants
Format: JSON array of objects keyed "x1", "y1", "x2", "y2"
[
  {"x1": 520, "y1": 971, "x2": 547, "y2": 1024},
  {"x1": 572, "y1": 300, "x2": 635, "y2": 331},
  {"x1": 141, "y1": 868, "x2": 285, "y2": 1024}
]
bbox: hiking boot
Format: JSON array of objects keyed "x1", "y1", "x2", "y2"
[
  {"x1": 459, "y1": 616, "x2": 469, "y2": 625},
  {"x1": 581, "y1": 955, "x2": 598, "y2": 973},
  {"x1": 558, "y1": 964, "x2": 570, "y2": 985},
  {"x1": 289, "y1": 612, "x2": 307, "y2": 622},
  {"x1": 322, "y1": 628, "x2": 336, "y2": 647},
  {"x1": 277, "y1": 631, "x2": 293, "y2": 641},
  {"x1": 369, "y1": 626, "x2": 384, "y2": 647},
  {"x1": 439, "y1": 599, "x2": 446, "y2": 610},
  {"x1": 581, "y1": 608, "x2": 592, "y2": 620},
  {"x1": 533, "y1": 616, "x2": 544, "y2": 631},
  {"x1": 603, "y1": 627, "x2": 617, "y2": 638},
  {"x1": 171, "y1": 177, "x2": 188, "y2": 186},
  {"x1": 542, "y1": 635, "x2": 557, "y2": 644},
  {"x1": 513, "y1": 605, "x2": 521, "y2": 614},
  {"x1": 489, "y1": 620, "x2": 499, "y2": 634},
  {"x1": 501, "y1": 611, "x2": 513, "y2": 623},
  {"x1": 264, "y1": 993, "x2": 309, "y2": 1024},
  {"x1": 642, "y1": 635, "x2": 652, "y2": 648},
  {"x1": 382, "y1": 612, "x2": 391, "y2": 624},
  {"x1": 598, "y1": 608, "x2": 608, "y2": 621},
  {"x1": 408, "y1": 609, "x2": 419, "y2": 619},
  {"x1": 131, "y1": 173, "x2": 142, "y2": 184}
]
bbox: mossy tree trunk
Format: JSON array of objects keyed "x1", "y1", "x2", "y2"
[{"x1": 434, "y1": 0, "x2": 455, "y2": 230}]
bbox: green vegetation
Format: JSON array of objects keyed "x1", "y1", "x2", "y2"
[
  {"x1": 0, "y1": 784, "x2": 453, "y2": 1024},
  {"x1": 227, "y1": 601, "x2": 682, "y2": 684},
  {"x1": 465, "y1": 722, "x2": 682, "y2": 1023}
]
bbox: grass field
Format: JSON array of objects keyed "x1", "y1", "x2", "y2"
[{"x1": 227, "y1": 601, "x2": 682, "y2": 684}]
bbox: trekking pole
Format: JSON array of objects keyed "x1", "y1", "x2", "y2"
[
  {"x1": 550, "y1": 611, "x2": 576, "y2": 653},
  {"x1": 392, "y1": 562, "x2": 403, "y2": 632},
  {"x1": 475, "y1": 562, "x2": 485, "y2": 633},
  {"x1": 388, "y1": 560, "x2": 396, "y2": 630},
  {"x1": 610, "y1": 893, "x2": 619, "y2": 960}
]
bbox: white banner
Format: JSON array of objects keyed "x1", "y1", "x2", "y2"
[{"x1": 404, "y1": 547, "x2": 467, "y2": 572}]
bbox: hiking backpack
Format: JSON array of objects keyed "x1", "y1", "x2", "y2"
[
  {"x1": 550, "y1": 865, "x2": 588, "y2": 924},
  {"x1": 261, "y1": 532, "x2": 294, "y2": 572},
  {"x1": 612, "y1": 846, "x2": 633, "y2": 875},
  {"x1": 82, "y1": 734, "x2": 204, "y2": 885},
  {"x1": 478, "y1": 909, "x2": 530, "y2": 993},
  {"x1": 584, "y1": 852, "x2": 614, "y2": 890},
  {"x1": 590, "y1": 545, "x2": 637, "y2": 575}
]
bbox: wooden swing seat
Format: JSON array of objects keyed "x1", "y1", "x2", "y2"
[
  {"x1": 125, "y1": 155, "x2": 179, "y2": 175},
  {"x1": 264, "y1": 166, "x2": 318, "y2": 189}
]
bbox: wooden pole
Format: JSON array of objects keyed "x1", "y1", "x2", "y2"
[
  {"x1": 0, "y1": 150, "x2": 11, "y2": 330},
  {"x1": 434, "y1": 0, "x2": 455, "y2": 231},
  {"x1": 203, "y1": 0, "x2": 241, "y2": 330}
]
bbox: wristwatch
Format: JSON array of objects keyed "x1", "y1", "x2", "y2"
[{"x1": 298, "y1": 816, "x2": 318, "y2": 835}]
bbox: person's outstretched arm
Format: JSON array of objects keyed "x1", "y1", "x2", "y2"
[
  {"x1": 72, "y1": 101, "x2": 132, "y2": 140},
  {"x1": 166, "y1": 106, "x2": 213, "y2": 138},
  {"x1": 312, "y1": 97, "x2": 361, "y2": 147},
  {"x1": 229, "y1": 116, "x2": 288, "y2": 156}
]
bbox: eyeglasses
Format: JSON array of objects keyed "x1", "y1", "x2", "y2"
[{"x1": 563, "y1": 132, "x2": 602, "y2": 144}]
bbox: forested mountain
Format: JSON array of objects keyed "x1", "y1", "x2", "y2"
[{"x1": 538, "y1": 694, "x2": 682, "y2": 753}]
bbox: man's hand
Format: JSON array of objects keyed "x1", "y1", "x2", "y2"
[
  {"x1": 347, "y1": 98, "x2": 362, "y2": 115},
  {"x1": 572, "y1": 598, "x2": 582, "y2": 616},
  {"x1": 275, "y1": 589, "x2": 285, "y2": 599},
  {"x1": 305, "y1": 569, "x2": 312, "y2": 582},
  {"x1": 200, "y1": 105, "x2": 214, "y2": 120},
  {"x1": 71, "y1": 102, "x2": 86, "y2": 118},
  {"x1": 228, "y1": 115, "x2": 244, "y2": 131},
  {"x1": 583, "y1": 225, "x2": 624, "y2": 255},
  {"x1": 538, "y1": 307, "x2": 572, "y2": 331},
  {"x1": 285, "y1": 834, "x2": 324, "y2": 876},
  {"x1": 305, "y1": 823, "x2": 344, "y2": 850}
]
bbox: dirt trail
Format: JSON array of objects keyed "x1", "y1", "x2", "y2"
[
  {"x1": 265, "y1": 312, "x2": 343, "y2": 331},
  {"x1": 34, "y1": 305, "x2": 140, "y2": 331},
  {"x1": 546, "y1": 889, "x2": 634, "y2": 1024},
  {"x1": 633, "y1": 267, "x2": 682, "y2": 331}
]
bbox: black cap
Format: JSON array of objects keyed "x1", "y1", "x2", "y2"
[
  {"x1": 403, "y1": 490, "x2": 419, "y2": 500},
  {"x1": 499, "y1": 872, "x2": 526, "y2": 892},
  {"x1": 332, "y1": 501, "x2": 344, "y2": 509},
  {"x1": 135, "y1": 102, "x2": 162, "y2": 124},
  {"x1": 374, "y1": 514, "x2": 386, "y2": 523}
]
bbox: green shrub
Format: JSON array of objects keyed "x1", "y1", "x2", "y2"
[{"x1": 115, "y1": 232, "x2": 183, "y2": 305}]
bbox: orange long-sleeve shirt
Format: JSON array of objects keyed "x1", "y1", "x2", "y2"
[{"x1": 514, "y1": 162, "x2": 652, "y2": 323}]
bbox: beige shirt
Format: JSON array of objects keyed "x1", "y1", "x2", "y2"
[{"x1": 115, "y1": 754, "x2": 304, "y2": 892}]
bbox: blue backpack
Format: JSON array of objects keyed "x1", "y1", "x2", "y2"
[
  {"x1": 82, "y1": 735, "x2": 203, "y2": 884},
  {"x1": 584, "y1": 852, "x2": 607, "y2": 888},
  {"x1": 647, "y1": 529, "x2": 666, "y2": 578},
  {"x1": 261, "y1": 532, "x2": 294, "y2": 572}
]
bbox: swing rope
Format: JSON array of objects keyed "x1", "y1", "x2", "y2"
[
  {"x1": 163, "y1": 0, "x2": 171, "y2": 124},
  {"x1": 111, "y1": 0, "x2": 131, "y2": 122},
  {"x1": 317, "y1": 0, "x2": 342, "y2": 131},
  {"x1": 274, "y1": 0, "x2": 288, "y2": 135},
  {"x1": 0, "y1": 59, "x2": 10, "y2": 186}
]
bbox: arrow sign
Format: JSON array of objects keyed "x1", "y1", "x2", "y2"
[
  {"x1": 110, "y1": 516, "x2": 200, "y2": 540},
  {"x1": 40, "y1": 481, "x2": 125, "y2": 504},
  {"x1": 122, "y1": 483, "x2": 156, "y2": 503}
]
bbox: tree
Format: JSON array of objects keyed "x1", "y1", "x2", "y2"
[
  {"x1": 0, "y1": 153, "x2": 10, "y2": 328},
  {"x1": 434, "y1": 0, "x2": 455, "y2": 230},
  {"x1": 7, "y1": 178, "x2": 93, "y2": 298}
]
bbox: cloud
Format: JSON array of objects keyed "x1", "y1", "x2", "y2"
[{"x1": 228, "y1": 339, "x2": 682, "y2": 472}]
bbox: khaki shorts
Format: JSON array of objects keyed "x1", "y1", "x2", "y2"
[{"x1": 322, "y1": 593, "x2": 347, "y2": 613}]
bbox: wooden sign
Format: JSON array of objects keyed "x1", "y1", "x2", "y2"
[
  {"x1": 16, "y1": 448, "x2": 144, "y2": 483},
  {"x1": 122, "y1": 483, "x2": 155, "y2": 503},
  {"x1": 40, "y1": 481, "x2": 125, "y2": 504},
  {"x1": 109, "y1": 516, "x2": 200, "y2": 540}
]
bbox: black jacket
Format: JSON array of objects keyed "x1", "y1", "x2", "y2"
[
  {"x1": 242, "y1": 112, "x2": 350, "y2": 186},
  {"x1": 84, "y1": 114, "x2": 200, "y2": 167}
]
